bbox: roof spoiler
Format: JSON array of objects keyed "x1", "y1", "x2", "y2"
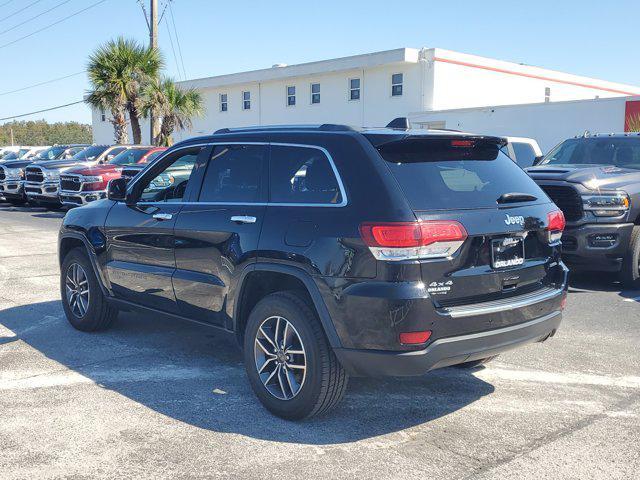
[{"x1": 386, "y1": 117, "x2": 411, "y2": 130}]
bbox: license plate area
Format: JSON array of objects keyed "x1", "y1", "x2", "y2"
[{"x1": 491, "y1": 236, "x2": 525, "y2": 269}]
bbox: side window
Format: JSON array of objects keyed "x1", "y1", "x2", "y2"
[
  {"x1": 139, "y1": 149, "x2": 199, "y2": 203},
  {"x1": 198, "y1": 144, "x2": 267, "y2": 203},
  {"x1": 270, "y1": 145, "x2": 343, "y2": 205},
  {"x1": 512, "y1": 142, "x2": 537, "y2": 168}
]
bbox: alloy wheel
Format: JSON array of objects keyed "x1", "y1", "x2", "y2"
[
  {"x1": 65, "y1": 263, "x2": 90, "y2": 318},
  {"x1": 254, "y1": 316, "x2": 307, "y2": 400}
]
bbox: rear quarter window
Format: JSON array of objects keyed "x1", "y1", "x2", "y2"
[{"x1": 378, "y1": 138, "x2": 547, "y2": 210}]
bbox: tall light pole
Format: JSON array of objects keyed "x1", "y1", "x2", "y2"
[{"x1": 149, "y1": 0, "x2": 158, "y2": 144}]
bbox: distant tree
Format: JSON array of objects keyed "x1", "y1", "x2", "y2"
[
  {"x1": 0, "y1": 120, "x2": 92, "y2": 146},
  {"x1": 142, "y1": 78, "x2": 204, "y2": 146},
  {"x1": 85, "y1": 37, "x2": 163, "y2": 144}
]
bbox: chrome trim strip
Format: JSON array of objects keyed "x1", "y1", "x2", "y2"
[
  {"x1": 442, "y1": 286, "x2": 563, "y2": 319},
  {"x1": 128, "y1": 141, "x2": 348, "y2": 208}
]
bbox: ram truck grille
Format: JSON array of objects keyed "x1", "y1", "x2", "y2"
[
  {"x1": 26, "y1": 167, "x2": 44, "y2": 184},
  {"x1": 540, "y1": 185, "x2": 583, "y2": 221},
  {"x1": 60, "y1": 176, "x2": 82, "y2": 192}
]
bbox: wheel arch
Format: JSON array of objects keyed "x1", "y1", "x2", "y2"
[
  {"x1": 233, "y1": 264, "x2": 342, "y2": 349},
  {"x1": 59, "y1": 232, "x2": 111, "y2": 296}
]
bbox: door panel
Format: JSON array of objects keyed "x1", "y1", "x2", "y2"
[
  {"x1": 104, "y1": 203, "x2": 182, "y2": 313},
  {"x1": 173, "y1": 205, "x2": 266, "y2": 326}
]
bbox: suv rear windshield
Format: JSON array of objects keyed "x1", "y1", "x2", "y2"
[
  {"x1": 377, "y1": 138, "x2": 546, "y2": 210},
  {"x1": 541, "y1": 137, "x2": 640, "y2": 169}
]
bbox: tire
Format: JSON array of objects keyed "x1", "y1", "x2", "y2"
[
  {"x1": 60, "y1": 247, "x2": 117, "y2": 332},
  {"x1": 454, "y1": 355, "x2": 498, "y2": 369},
  {"x1": 243, "y1": 291, "x2": 348, "y2": 420},
  {"x1": 7, "y1": 198, "x2": 27, "y2": 206},
  {"x1": 620, "y1": 225, "x2": 640, "y2": 288}
]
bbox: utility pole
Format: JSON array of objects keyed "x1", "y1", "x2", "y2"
[
  {"x1": 10, "y1": 127, "x2": 14, "y2": 146},
  {"x1": 149, "y1": 0, "x2": 158, "y2": 145}
]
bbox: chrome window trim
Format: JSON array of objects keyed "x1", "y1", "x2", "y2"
[{"x1": 129, "y1": 141, "x2": 348, "y2": 208}]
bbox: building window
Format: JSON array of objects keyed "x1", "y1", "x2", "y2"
[
  {"x1": 287, "y1": 86, "x2": 296, "y2": 106},
  {"x1": 391, "y1": 73, "x2": 403, "y2": 96},
  {"x1": 100, "y1": 109, "x2": 106, "y2": 122},
  {"x1": 311, "y1": 83, "x2": 320, "y2": 104},
  {"x1": 545, "y1": 87, "x2": 551, "y2": 103},
  {"x1": 219, "y1": 93, "x2": 228, "y2": 112},
  {"x1": 242, "y1": 91, "x2": 251, "y2": 110},
  {"x1": 349, "y1": 78, "x2": 360, "y2": 101}
]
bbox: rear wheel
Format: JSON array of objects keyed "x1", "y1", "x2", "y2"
[
  {"x1": 454, "y1": 355, "x2": 498, "y2": 369},
  {"x1": 620, "y1": 226, "x2": 640, "y2": 288},
  {"x1": 243, "y1": 291, "x2": 348, "y2": 420},
  {"x1": 60, "y1": 248, "x2": 117, "y2": 331}
]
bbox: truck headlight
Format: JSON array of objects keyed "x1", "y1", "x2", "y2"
[{"x1": 582, "y1": 192, "x2": 630, "y2": 217}]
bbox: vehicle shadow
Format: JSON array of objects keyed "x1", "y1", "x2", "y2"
[
  {"x1": 568, "y1": 271, "x2": 640, "y2": 303},
  {"x1": 0, "y1": 300, "x2": 495, "y2": 445}
]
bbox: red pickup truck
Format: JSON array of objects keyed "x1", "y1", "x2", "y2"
[{"x1": 59, "y1": 146, "x2": 166, "y2": 207}]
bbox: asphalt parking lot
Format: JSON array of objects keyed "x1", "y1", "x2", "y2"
[{"x1": 0, "y1": 203, "x2": 639, "y2": 480}]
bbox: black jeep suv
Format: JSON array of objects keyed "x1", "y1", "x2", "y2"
[
  {"x1": 527, "y1": 133, "x2": 640, "y2": 286},
  {"x1": 59, "y1": 125, "x2": 568, "y2": 419}
]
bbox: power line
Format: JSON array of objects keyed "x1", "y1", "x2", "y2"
[
  {"x1": 0, "y1": 0, "x2": 45, "y2": 24},
  {"x1": 0, "y1": 100, "x2": 84, "y2": 122},
  {"x1": 168, "y1": 1, "x2": 187, "y2": 79},
  {"x1": 163, "y1": 15, "x2": 181, "y2": 80},
  {"x1": 0, "y1": 0, "x2": 108, "y2": 50},
  {"x1": 0, "y1": 0, "x2": 17, "y2": 9},
  {"x1": 0, "y1": 0, "x2": 74, "y2": 37},
  {"x1": 0, "y1": 71, "x2": 85, "y2": 97}
]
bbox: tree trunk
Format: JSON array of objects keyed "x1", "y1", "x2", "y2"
[
  {"x1": 110, "y1": 107, "x2": 129, "y2": 145},
  {"x1": 128, "y1": 104, "x2": 142, "y2": 145}
]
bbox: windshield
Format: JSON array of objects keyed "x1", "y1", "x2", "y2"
[
  {"x1": 110, "y1": 148, "x2": 151, "y2": 166},
  {"x1": 2, "y1": 151, "x2": 19, "y2": 160},
  {"x1": 143, "y1": 150, "x2": 164, "y2": 163},
  {"x1": 69, "y1": 145, "x2": 104, "y2": 161},
  {"x1": 541, "y1": 137, "x2": 640, "y2": 169},
  {"x1": 378, "y1": 138, "x2": 546, "y2": 210},
  {"x1": 36, "y1": 146, "x2": 66, "y2": 160}
]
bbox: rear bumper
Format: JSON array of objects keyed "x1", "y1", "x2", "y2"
[
  {"x1": 59, "y1": 189, "x2": 106, "y2": 206},
  {"x1": 561, "y1": 223, "x2": 634, "y2": 272},
  {"x1": 334, "y1": 310, "x2": 562, "y2": 377}
]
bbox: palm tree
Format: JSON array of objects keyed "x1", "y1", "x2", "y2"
[
  {"x1": 85, "y1": 37, "x2": 163, "y2": 144},
  {"x1": 143, "y1": 78, "x2": 204, "y2": 146}
]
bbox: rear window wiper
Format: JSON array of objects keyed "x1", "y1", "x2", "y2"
[{"x1": 497, "y1": 192, "x2": 538, "y2": 204}]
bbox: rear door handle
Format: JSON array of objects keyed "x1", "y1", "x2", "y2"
[
  {"x1": 230, "y1": 215, "x2": 257, "y2": 224},
  {"x1": 152, "y1": 213, "x2": 173, "y2": 221}
]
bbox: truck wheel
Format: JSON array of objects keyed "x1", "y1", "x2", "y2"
[
  {"x1": 243, "y1": 291, "x2": 348, "y2": 420},
  {"x1": 60, "y1": 247, "x2": 117, "y2": 332},
  {"x1": 620, "y1": 226, "x2": 640, "y2": 288},
  {"x1": 454, "y1": 355, "x2": 498, "y2": 369},
  {"x1": 7, "y1": 198, "x2": 27, "y2": 206}
]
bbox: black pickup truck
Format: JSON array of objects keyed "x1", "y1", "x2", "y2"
[{"x1": 527, "y1": 133, "x2": 640, "y2": 286}]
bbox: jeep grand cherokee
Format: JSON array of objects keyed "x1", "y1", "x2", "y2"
[{"x1": 58, "y1": 124, "x2": 568, "y2": 419}]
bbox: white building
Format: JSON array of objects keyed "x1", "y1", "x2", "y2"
[{"x1": 91, "y1": 47, "x2": 640, "y2": 145}]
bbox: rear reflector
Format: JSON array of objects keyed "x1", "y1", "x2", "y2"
[
  {"x1": 360, "y1": 221, "x2": 467, "y2": 261},
  {"x1": 399, "y1": 330, "x2": 432, "y2": 345},
  {"x1": 546, "y1": 210, "x2": 566, "y2": 243}
]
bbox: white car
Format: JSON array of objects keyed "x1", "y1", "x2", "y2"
[{"x1": 501, "y1": 136, "x2": 543, "y2": 168}]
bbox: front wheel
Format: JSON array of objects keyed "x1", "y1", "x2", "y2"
[
  {"x1": 620, "y1": 226, "x2": 640, "y2": 288},
  {"x1": 243, "y1": 291, "x2": 348, "y2": 420},
  {"x1": 60, "y1": 247, "x2": 117, "y2": 331}
]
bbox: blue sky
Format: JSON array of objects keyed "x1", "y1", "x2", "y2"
[{"x1": 0, "y1": 0, "x2": 638, "y2": 125}]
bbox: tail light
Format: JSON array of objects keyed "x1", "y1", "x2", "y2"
[
  {"x1": 359, "y1": 221, "x2": 467, "y2": 261},
  {"x1": 546, "y1": 210, "x2": 565, "y2": 243}
]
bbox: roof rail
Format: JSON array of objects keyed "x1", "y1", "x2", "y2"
[{"x1": 213, "y1": 124, "x2": 355, "y2": 135}]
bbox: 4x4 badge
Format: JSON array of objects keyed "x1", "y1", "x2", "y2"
[{"x1": 504, "y1": 214, "x2": 525, "y2": 226}]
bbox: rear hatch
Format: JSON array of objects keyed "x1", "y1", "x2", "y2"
[{"x1": 373, "y1": 136, "x2": 563, "y2": 309}]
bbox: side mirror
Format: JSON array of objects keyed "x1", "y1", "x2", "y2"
[
  {"x1": 532, "y1": 155, "x2": 545, "y2": 166},
  {"x1": 107, "y1": 178, "x2": 129, "y2": 202}
]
